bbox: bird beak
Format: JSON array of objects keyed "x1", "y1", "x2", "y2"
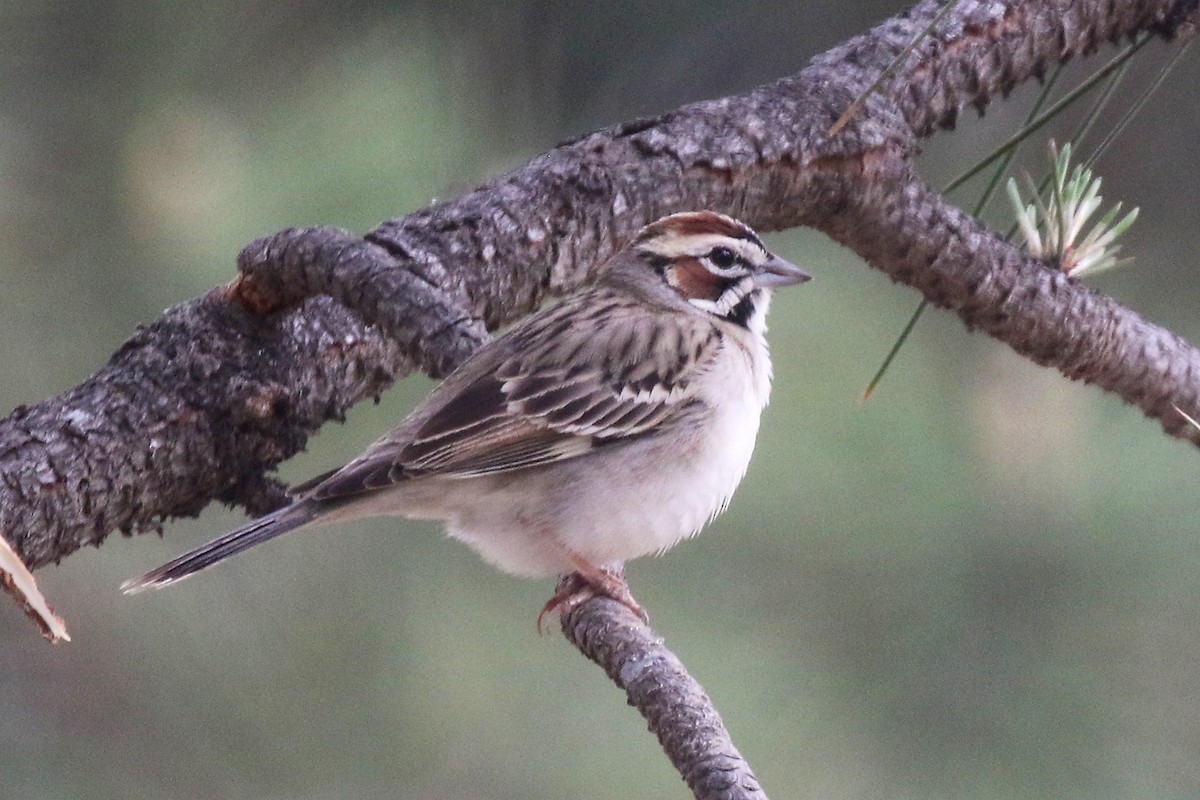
[{"x1": 754, "y1": 256, "x2": 812, "y2": 289}]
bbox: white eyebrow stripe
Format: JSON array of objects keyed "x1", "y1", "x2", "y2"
[{"x1": 639, "y1": 232, "x2": 765, "y2": 262}]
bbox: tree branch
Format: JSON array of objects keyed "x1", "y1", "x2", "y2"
[{"x1": 561, "y1": 600, "x2": 766, "y2": 800}]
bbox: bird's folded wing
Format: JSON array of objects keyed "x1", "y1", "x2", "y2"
[{"x1": 310, "y1": 300, "x2": 722, "y2": 499}]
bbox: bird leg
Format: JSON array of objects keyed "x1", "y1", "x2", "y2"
[{"x1": 537, "y1": 556, "x2": 649, "y2": 633}]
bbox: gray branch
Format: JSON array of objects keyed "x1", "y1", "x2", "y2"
[
  {"x1": 561, "y1": 600, "x2": 767, "y2": 800},
  {"x1": 2, "y1": 0, "x2": 1197, "y2": 798}
]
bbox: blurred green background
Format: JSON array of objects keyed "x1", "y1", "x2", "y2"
[{"x1": 3, "y1": 2, "x2": 1200, "y2": 799}]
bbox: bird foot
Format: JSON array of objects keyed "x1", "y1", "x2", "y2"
[{"x1": 537, "y1": 560, "x2": 649, "y2": 633}]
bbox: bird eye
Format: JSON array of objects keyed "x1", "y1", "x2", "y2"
[{"x1": 708, "y1": 246, "x2": 737, "y2": 269}]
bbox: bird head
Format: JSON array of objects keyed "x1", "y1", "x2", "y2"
[{"x1": 632, "y1": 211, "x2": 810, "y2": 327}]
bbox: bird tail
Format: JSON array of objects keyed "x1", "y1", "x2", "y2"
[{"x1": 121, "y1": 503, "x2": 318, "y2": 594}]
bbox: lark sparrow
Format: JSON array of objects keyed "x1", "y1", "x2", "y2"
[{"x1": 123, "y1": 211, "x2": 810, "y2": 622}]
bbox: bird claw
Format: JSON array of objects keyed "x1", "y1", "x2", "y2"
[{"x1": 537, "y1": 562, "x2": 649, "y2": 633}]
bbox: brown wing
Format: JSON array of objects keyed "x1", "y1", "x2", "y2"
[{"x1": 311, "y1": 289, "x2": 722, "y2": 499}]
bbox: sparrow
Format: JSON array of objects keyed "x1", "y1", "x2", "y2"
[{"x1": 123, "y1": 211, "x2": 811, "y2": 624}]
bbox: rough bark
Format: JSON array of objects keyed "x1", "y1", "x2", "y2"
[
  {"x1": 2, "y1": 0, "x2": 1197, "y2": 797},
  {"x1": 561, "y1": 600, "x2": 767, "y2": 800}
]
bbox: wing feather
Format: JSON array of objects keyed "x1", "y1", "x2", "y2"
[{"x1": 310, "y1": 288, "x2": 723, "y2": 501}]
